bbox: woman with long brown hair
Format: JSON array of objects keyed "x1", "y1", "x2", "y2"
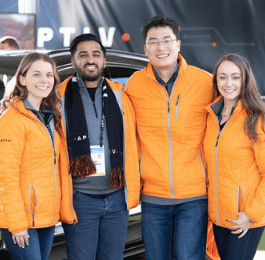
[
  {"x1": 0, "y1": 52, "x2": 77, "y2": 260},
  {"x1": 204, "y1": 53, "x2": 265, "y2": 259}
]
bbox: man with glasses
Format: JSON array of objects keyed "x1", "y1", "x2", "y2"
[{"x1": 125, "y1": 16, "x2": 212, "y2": 260}]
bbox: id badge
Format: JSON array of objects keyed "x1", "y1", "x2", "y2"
[{"x1": 89, "y1": 145, "x2": 106, "y2": 177}]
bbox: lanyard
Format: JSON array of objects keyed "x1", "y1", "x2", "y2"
[{"x1": 99, "y1": 89, "x2": 106, "y2": 147}]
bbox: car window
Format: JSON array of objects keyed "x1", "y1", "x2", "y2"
[
  {"x1": 111, "y1": 77, "x2": 129, "y2": 85},
  {"x1": 105, "y1": 66, "x2": 138, "y2": 85}
]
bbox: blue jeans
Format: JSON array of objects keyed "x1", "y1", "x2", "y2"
[
  {"x1": 142, "y1": 199, "x2": 207, "y2": 260},
  {"x1": 62, "y1": 189, "x2": 129, "y2": 260},
  {"x1": 213, "y1": 224, "x2": 265, "y2": 260},
  {"x1": 1, "y1": 226, "x2": 55, "y2": 260}
]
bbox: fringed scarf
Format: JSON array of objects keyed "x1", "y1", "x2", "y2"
[{"x1": 64, "y1": 77, "x2": 124, "y2": 188}]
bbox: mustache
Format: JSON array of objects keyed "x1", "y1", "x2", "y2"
[{"x1": 84, "y1": 63, "x2": 98, "y2": 68}]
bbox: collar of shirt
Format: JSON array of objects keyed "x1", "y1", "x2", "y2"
[
  {"x1": 23, "y1": 99, "x2": 53, "y2": 125},
  {"x1": 153, "y1": 60, "x2": 180, "y2": 87},
  {"x1": 75, "y1": 74, "x2": 104, "y2": 91}
]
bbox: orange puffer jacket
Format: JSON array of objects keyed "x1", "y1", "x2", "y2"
[
  {"x1": 0, "y1": 99, "x2": 77, "y2": 233},
  {"x1": 125, "y1": 54, "x2": 212, "y2": 199},
  {"x1": 204, "y1": 97, "x2": 265, "y2": 228},
  {"x1": 59, "y1": 77, "x2": 140, "y2": 210}
]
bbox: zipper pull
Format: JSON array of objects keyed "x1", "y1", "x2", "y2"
[
  {"x1": 168, "y1": 102, "x2": 170, "y2": 113},
  {"x1": 215, "y1": 132, "x2": 220, "y2": 147}
]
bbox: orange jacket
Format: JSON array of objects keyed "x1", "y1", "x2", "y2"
[
  {"x1": 125, "y1": 54, "x2": 213, "y2": 199},
  {"x1": 204, "y1": 97, "x2": 265, "y2": 228},
  {"x1": 59, "y1": 77, "x2": 140, "y2": 210},
  {"x1": 0, "y1": 99, "x2": 77, "y2": 233}
]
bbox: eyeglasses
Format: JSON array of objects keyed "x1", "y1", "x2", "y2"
[{"x1": 146, "y1": 38, "x2": 177, "y2": 49}]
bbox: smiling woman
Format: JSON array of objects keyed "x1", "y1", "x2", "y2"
[
  {"x1": 0, "y1": 52, "x2": 77, "y2": 260},
  {"x1": 204, "y1": 53, "x2": 265, "y2": 260}
]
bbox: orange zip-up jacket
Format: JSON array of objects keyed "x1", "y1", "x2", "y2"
[
  {"x1": 125, "y1": 54, "x2": 212, "y2": 199},
  {"x1": 204, "y1": 97, "x2": 265, "y2": 228},
  {"x1": 59, "y1": 77, "x2": 140, "y2": 210},
  {"x1": 0, "y1": 99, "x2": 77, "y2": 233}
]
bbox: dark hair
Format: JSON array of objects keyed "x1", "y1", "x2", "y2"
[
  {"x1": 0, "y1": 36, "x2": 20, "y2": 50},
  {"x1": 213, "y1": 53, "x2": 265, "y2": 143},
  {"x1": 143, "y1": 15, "x2": 180, "y2": 44},
  {"x1": 70, "y1": 33, "x2": 106, "y2": 57},
  {"x1": 0, "y1": 52, "x2": 63, "y2": 135}
]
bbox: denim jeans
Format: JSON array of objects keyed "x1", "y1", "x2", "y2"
[
  {"x1": 1, "y1": 226, "x2": 55, "y2": 260},
  {"x1": 213, "y1": 224, "x2": 265, "y2": 260},
  {"x1": 142, "y1": 199, "x2": 207, "y2": 260},
  {"x1": 62, "y1": 189, "x2": 129, "y2": 260}
]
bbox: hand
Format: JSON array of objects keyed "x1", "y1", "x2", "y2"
[
  {"x1": 12, "y1": 230, "x2": 30, "y2": 248},
  {"x1": 227, "y1": 212, "x2": 253, "y2": 238}
]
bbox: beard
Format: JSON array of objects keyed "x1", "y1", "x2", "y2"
[{"x1": 76, "y1": 64, "x2": 104, "y2": 81}]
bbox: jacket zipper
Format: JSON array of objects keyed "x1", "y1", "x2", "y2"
[
  {"x1": 28, "y1": 113, "x2": 57, "y2": 225},
  {"x1": 213, "y1": 111, "x2": 234, "y2": 225},
  {"x1": 156, "y1": 82, "x2": 175, "y2": 198},
  {"x1": 120, "y1": 94, "x2": 128, "y2": 209},
  {"x1": 29, "y1": 184, "x2": 38, "y2": 227},
  {"x1": 86, "y1": 89, "x2": 98, "y2": 118},
  {"x1": 92, "y1": 101, "x2": 98, "y2": 118},
  {"x1": 215, "y1": 128, "x2": 220, "y2": 225}
]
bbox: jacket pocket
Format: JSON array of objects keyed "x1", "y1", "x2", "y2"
[
  {"x1": 29, "y1": 184, "x2": 38, "y2": 226},
  {"x1": 199, "y1": 151, "x2": 208, "y2": 187},
  {"x1": 139, "y1": 152, "x2": 144, "y2": 191},
  {"x1": 237, "y1": 187, "x2": 245, "y2": 214},
  {"x1": 175, "y1": 94, "x2": 180, "y2": 120}
]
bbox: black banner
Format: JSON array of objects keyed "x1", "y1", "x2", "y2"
[{"x1": 36, "y1": 0, "x2": 265, "y2": 94}]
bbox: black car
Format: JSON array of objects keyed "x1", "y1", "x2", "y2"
[{"x1": 0, "y1": 49, "x2": 148, "y2": 259}]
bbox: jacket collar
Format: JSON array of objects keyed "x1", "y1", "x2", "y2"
[
  {"x1": 59, "y1": 75, "x2": 123, "y2": 97},
  {"x1": 12, "y1": 98, "x2": 34, "y2": 117},
  {"x1": 206, "y1": 96, "x2": 244, "y2": 123}
]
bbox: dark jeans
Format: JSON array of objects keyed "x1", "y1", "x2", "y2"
[
  {"x1": 141, "y1": 199, "x2": 208, "y2": 260},
  {"x1": 1, "y1": 226, "x2": 55, "y2": 260},
  {"x1": 62, "y1": 189, "x2": 129, "y2": 260},
  {"x1": 213, "y1": 224, "x2": 265, "y2": 260}
]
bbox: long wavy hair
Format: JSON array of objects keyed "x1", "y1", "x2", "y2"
[
  {"x1": 0, "y1": 52, "x2": 62, "y2": 135},
  {"x1": 212, "y1": 53, "x2": 265, "y2": 143}
]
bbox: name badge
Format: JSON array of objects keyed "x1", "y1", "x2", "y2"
[{"x1": 89, "y1": 145, "x2": 106, "y2": 177}]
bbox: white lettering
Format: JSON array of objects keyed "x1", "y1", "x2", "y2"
[
  {"x1": 59, "y1": 27, "x2": 76, "y2": 47},
  {"x1": 36, "y1": 27, "x2": 116, "y2": 48},
  {"x1": 98, "y1": 27, "x2": 116, "y2": 47},
  {"x1": 37, "y1": 27, "x2": 54, "y2": 48},
  {"x1": 77, "y1": 136, "x2": 81, "y2": 141},
  {"x1": 83, "y1": 135, "x2": 87, "y2": 140}
]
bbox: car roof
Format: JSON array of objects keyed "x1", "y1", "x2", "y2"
[{"x1": 0, "y1": 49, "x2": 148, "y2": 76}]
